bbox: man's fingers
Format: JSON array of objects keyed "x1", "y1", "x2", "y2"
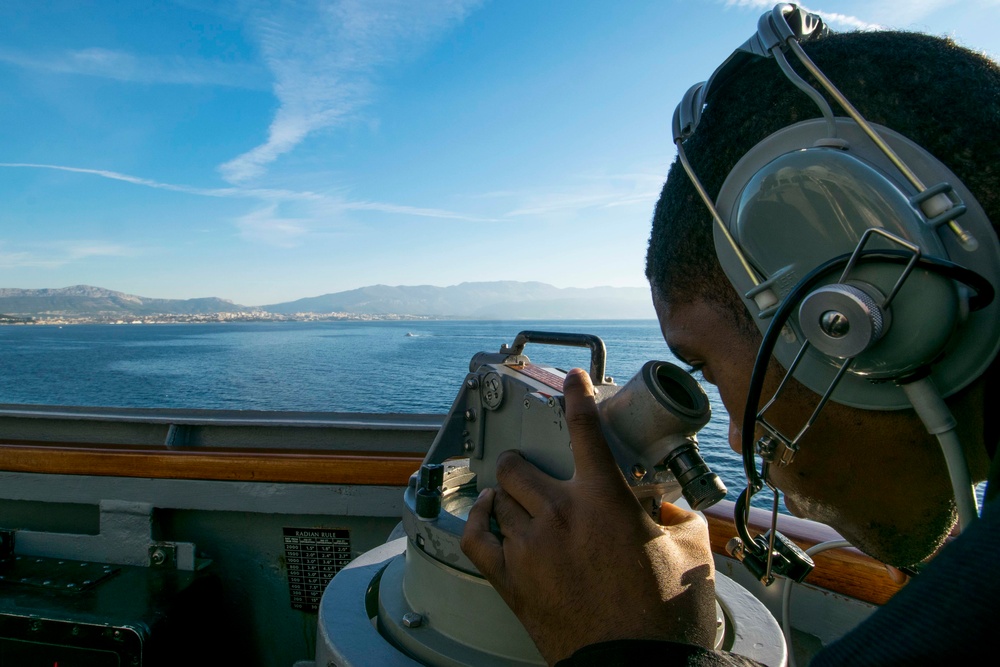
[
  {"x1": 494, "y1": 450, "x2": 561, "y2": 517},
  {"x1": 563, "y1": 368, "x2": 619, "y2": 477},
  {"x1": 493, "y1": 487, "x2": 532, "y2": 537},
  {"x1": 460, "y1": 488, "x2": 506, "y2": 584}
]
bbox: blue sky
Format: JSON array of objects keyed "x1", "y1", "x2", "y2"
[{"x1": 0, "y1": 0, "x2": 997, "y2": 306}]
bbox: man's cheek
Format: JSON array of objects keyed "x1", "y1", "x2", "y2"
[{"x1": 727, "y1": 419, "x2": 742, "y2": 454}]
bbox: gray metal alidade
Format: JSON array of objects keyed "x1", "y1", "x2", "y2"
[{"x1": 315, "y1": 331, "x2": 786, "y2": 666}]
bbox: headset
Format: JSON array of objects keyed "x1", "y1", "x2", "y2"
[{"x1": 670, "y1": 4, "x2": 1000, "y2": 584}]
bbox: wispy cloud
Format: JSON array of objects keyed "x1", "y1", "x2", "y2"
[
  {"x1": 0, "y1": 162, "x2": 496, "y2": 248},
  {"x1": 498, "y1": 171, "x2": 664, "y2": 218},
  {"x1": 505, "y1": 190, "x2": 660, "y2": 217},
  {"x1": 233, "y1": 204, "x2": 311, "y2": 247},
  {"x1": 0, "y1": 162, "x2": 326, "y2": 202},
  {"x1": 0, "y1": 47, "x2": 269, "y2": 89},
  {"x1": 341, "y1": 200, "x2": 496, "y2": 222},
  {"x1": 218, "y1": 0, "x2": 480, "y2": 184},
  {"x1": 722, "y1": 1, "x2": 883, "y2": 30},
  {"x1": 0, "y1": 240, "x2": 138, "y2": 269}
]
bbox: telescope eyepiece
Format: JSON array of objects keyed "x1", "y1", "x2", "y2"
[{"x1": 662, "y1": 444, "x2": 728, "y2": 511}]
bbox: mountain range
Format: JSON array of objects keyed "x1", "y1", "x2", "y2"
[
  {"x1": 0, "y1": 286, "x2": 251, "y2": 318},
  {"x1": 0, "y1": 282, "x2": 655, "y2": 320}
]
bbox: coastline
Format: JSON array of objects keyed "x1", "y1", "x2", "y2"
[{"x1": 0, "y1": 312, "x2": 437, "y2": 325}]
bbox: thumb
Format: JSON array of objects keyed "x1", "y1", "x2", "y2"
[
  {"x1": 460, "y1": 488, "x2": 507, "y2": 583},
  {"x1": 658, "y1": 500, "x2": 702, "y2": 527}
]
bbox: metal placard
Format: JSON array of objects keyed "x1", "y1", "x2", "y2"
[{"x1": 282, "y1": 528, "x2": 351, "y2": 613}]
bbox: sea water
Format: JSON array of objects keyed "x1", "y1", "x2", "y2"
[{"x1": 0, "y1": 319, "x2": 753, "y2": 502}]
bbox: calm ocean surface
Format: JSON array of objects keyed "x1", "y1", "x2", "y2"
[{"x1": 0, "y1": 319, "x2": 756, "y2": 502}]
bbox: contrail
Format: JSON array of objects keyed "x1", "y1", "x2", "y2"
[{"x1": 0, "y1": 162, "x2": 496, "y2": 222}]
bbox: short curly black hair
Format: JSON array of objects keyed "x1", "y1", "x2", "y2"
[{"x1": 645, "y1": 31, "x2": 1000, "y2": 337}]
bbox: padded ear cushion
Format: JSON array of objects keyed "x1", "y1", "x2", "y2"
[{"x1": 714, "y1": 118, "x2": 1000, "y2": 409}]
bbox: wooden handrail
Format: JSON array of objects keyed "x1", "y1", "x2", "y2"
[
  {"x1": 703, "y1": 500, "x2": 905, "y2": 606},
  {"x1": 0, "y1": 441, "x2": 423, "y2": 486},
  {"x1": 0, "y1": 439, "x2": 906, "y2": 604}
]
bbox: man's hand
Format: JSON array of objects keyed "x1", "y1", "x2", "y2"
[{"x1": 460, "y1": 368, "x2": 718, "y2": 665}]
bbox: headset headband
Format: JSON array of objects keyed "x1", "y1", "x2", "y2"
[{"x1": 673, "y1": 4, "x2": 828, "y2": 143}]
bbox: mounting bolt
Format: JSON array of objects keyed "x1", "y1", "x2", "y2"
[
  {"x1": 630, "y1": 464, "x2": 647, "y2": 481},
  {"x1": 466, "y1": 377, "x2": 479, "y2": 390},
  {"x1": 463, "y1": 440, "x2": 474, "y2": 453},
  {"x1": 150, "y1": 548, "x2": 167, "y2": 566},
  {"x1": 402, "y1": 612, "x2": 423, "y2": 628},
  {"x1": 464, "y1": 409, "x2": 476, "y2": 422}
]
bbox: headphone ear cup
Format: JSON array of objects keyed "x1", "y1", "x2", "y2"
[{"x1": 713, "y1": 119, "x2": 1000, "y2": 409}]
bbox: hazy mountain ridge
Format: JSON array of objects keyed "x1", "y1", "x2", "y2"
[
  {"x1": 0, "y1": 285, "x2": 252, "y2": 317},
  {"x1": 0, "y1": 282, "x2": 655, "y2": 320},
  {"x1": 263, "y1": 282, "x2": 653, "y2": 318}
]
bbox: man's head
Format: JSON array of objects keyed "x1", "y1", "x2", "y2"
[{"x1": 646, "y1": 30, "x2": 1000, "y2": 567}]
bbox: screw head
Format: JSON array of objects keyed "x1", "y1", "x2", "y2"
[
  {"x1": 463, "y1": 440, "x2": 474, "y2": 453},
  {"x1": 464, "y1": 409, "x2": 476, "y2": 422},
  {"x1": 150, "y1": 548, "x2": 167, "y2": 566},
  {"x1": 630, "y1": 464, "x2": 647, "y2": 480},
  {"x1": 819, "y1": 310, "x2": 850, "y2": 338},
  {"x1": 466, "y1": 377, "x2": 479, "y2": 390},
  {"x1": 402, "y1": 612, "x2": 423, "y2": 628},
  {"x1": 725, "y1": 537, "x2": 746, "y2": 560}
]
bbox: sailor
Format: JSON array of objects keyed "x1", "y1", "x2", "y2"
[{"x1": 462, "y1": 5, "x2": 1000, "y2": 665}]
